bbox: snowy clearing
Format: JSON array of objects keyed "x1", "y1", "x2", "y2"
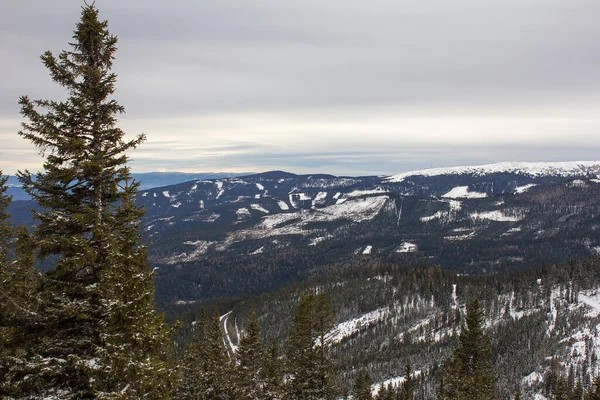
[{"x1": 442, "y1": 186, "x2": 487, "y2": 199}]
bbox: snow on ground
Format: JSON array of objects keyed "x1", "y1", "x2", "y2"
[
  {"x1": 165, "y1": 240, "x2": 214, "y2": 264},
  {"x1": 259, "y1": 213, "x2": 301, "y2": 229},
  {"x1": 569, "y1": 179, "x2": 587, "y2": 187},
  {"x1": 328, "y1": 307, "x2": 390, "y2": 344},
  {"x1": 213, "y1": 196, "x2": 388, "y2": 250},
  {"x1": 220, "y1": 311, "x2": 238, "y2": 354},
  {"x1": 470, "y1": 210, "x2": 523, "y2": 222},
  {"x1": 215, "y1": 181, "x2": 225, "y2": 199},
  {"x1": 255, "y1": 183, "x2": 264, "y2": 191},
  {"x1": 442, "y1": 186, "x2": 487, "y2": 199},
  {"x1": 501, "y1": 226, "x2": 522, "y2": 236},
  {"x1": 289, "y1": 194, "x2": 298, "y2": 208},
  {"x1": 578, "y1": 290, "x2": 600, "y2": 317},
  {"x1": 343, "y1": 187, "x2": 388, "y2": 199},
  {"x1": 421, "y1": 211, "x2": 444, "y2": 223},
  {"x1": 171, "y1": 202, "x2": 181, "y2": 208},
  {"x1": 514, "y1": 183, "x2": 537, "y2": 194},
  {"x1": 309, "y1": 236, "x2": 331, "y2": 246},
  {"x1": 312, "y1": 191, "x2": 328, "y2": 207},
  {"x1": 199, "y1": 200, "x2": 205, "y2": 209},
  {"x1": 421, "y1": 200, "x2": 461, "y2": 223},
  {"x1": 386, "y1": 161, "x2": 600, "y2": 182},
  {"x1": 141, "y1": 192, "x2": 148, "y2": 197},
  {"x1": 371, "y1": 371, "x2": 421, "y2": 396},
  {"x1": 547, "y1": 287, "x2": 559, "y2": 335},
  {"x1": 362, "y1": 245, "x2": 373, "y2": 255},
  {"x1": 444, "y1": 231, "x2": 476, "y2": 241},
  {"x1": 277, "y1": 200, "x2": 290, "y2": 211},
  {"x1": 250, "y1": 204, "x2": 269, "y2": 213},
  {"x1": 236, "y1": 208, "x2": 251, "y2": 219},
  {"x1": 333, "y1": 192, "x2": 342, "y2": 200},
  {"x1": 448, "y1": 199, "x2": 462, "y2": 212},
  {"x1": 162, "y1": 191, "x2": 170, "y2": 198},
  {"x1": 250, "y1": 246, "x2": 264, "y2": 255},
  {"x1": 396, "y1": 242, "x2": 417, "y2": 253}
]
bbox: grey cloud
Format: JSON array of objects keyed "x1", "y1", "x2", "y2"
[{"x1": 3, "y1": 1, "x2": 600, "y2": 174}]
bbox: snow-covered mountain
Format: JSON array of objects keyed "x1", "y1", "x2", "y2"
[{"x1": 117, "y1": 161, "x2": 600, "y2": 307}]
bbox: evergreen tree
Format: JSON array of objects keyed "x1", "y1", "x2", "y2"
[
  {"x1": 514, "y1": 387, "x2": 521, "y2": 400},
  {"x1": 13, "y1": 4, "x2": 174, "y2": 398},
  {"x1": 400, "y1": 360, "x2": 414, "y2": 400},
  {"x1": 353, "y1": 371, "x2": 373, "y2": 400},
  {"x1": 375, "y1": 384, "x2": 396, "y2": 400},
  {"x1": 285, "y1": 291, "x2": 336, "y2": 400},
  {"x1": 261, "y1": 340, "x2": 284, "y2": 399},
  {"x1": 177, "y1": 308, "x2": 210, "y2": 400},
  {"x1": 0, "y1": 178, "x2": 41, "y2": 397},
  {"x1": 585, "y1": 377, "x2": 600, "y2": 400},
  {"x1": 177, "y1": 308, "x2": 236, "y2": 400},
  {"x1": 555, "y1": 376, "x2": 566, "y2": 400},
  {"x1": 236, "y1": 311, "x2": 265, "y2": 399},
  {"x1": 439, "y1": 298, "x2": 496, "y2": 400}
]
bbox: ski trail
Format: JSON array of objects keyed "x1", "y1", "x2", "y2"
[{"x1": 220, "y1": 311, "x2": 238, "y2": 354}]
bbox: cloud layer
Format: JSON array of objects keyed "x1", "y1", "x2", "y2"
[{"x1": 2, "y1": 1, "x2": 600, "y2": 175}]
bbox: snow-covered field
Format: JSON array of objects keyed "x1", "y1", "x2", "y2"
[{"x1": 386, "y1": 161, "x2": 600, "y2": 183}]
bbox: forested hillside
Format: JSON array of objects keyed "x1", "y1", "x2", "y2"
[{"x1": 195, "y1": 257, "x2": 600, "y2": 399}]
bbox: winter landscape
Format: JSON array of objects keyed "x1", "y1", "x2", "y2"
[{"x1": 2, "y1": 1, "x2": 600, "y2": 399}]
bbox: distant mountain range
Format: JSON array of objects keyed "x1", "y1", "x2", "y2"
[
  {"x1": 4, "y1": 172, "x2": 252, "y2": 200},
  {"x1": 8, "y1": 161, "x2": 600, "y2": 307}
]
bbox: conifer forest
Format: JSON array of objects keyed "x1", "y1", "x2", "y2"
[{"x1": 4, "y1": 3, "x2": 600, "y2": 400}]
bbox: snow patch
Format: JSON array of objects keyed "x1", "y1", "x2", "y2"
[
  {"x1": 255, "y1": 183, "x2": 265, "y2": 191},
  {"x1": 250, "y1": 204, "x2": 269, "y2": 213},
  {"x1": 277, "y1": 200, "x2": 290, "y2": 211},
  {"x1": 397, "y1": 242, "x2": 417, "y2": 253},
  {"x1": 362, "y1": 245, "x2": 373, "y2": 255},
  {"x1": 442, "y1": 186, "x2": 487, "y2": 199},
  {"x1": 236, "y1": 208, "x2": 251, "y2": 219},
  {"x1": 251, "y1": 246, "x2": 264, "y2": 255},
  {"x1": 470, "y1": 210, "x2": 523, "y2": 222},
  {"x1": 514, "y1": 183, "x2": 537, "y2": 194},
  {"x1": 386, "y1": 161, "x2": 600, "y2": 182}
]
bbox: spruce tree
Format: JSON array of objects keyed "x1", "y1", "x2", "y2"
[
  {"x1": 439, "y1": 298, "x2": 496, "y2": 400},
  {"x1": 353, "y1": 371, "x2": 373, "y2": 400},
  {"x1": 400, "y1": 360, "x2": 414, "y2": 400},
  {"x1": 236, "y1": 311, "x2": 265, "y2": 400},
  {"x1": 285, "y1": 291, "x2": 336, "y2": 400},
  {"x1": 177, "y1": 308, "x2": 236, "y2": 400},
  {"x1": 177, "y1": 307, "x2": 210, "y2": 400},
  {"x1": 261, "y1": 340, "x2": 284, "y2": 399},
  {"x1": 13, "y1": 4, "x2": 174, "y2": 398},
  {"x1": 0, "y1": 178, "x2": 41, "y2": 397}
]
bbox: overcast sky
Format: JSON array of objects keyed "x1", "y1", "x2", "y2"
[{"x1": 1, "y1": 0, "x2": 600, "y2": 176}]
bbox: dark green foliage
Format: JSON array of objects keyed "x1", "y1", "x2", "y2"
[
  {"x1": 11, "y1": 4, "x2": 174, "y2": 398},
  {"x1": 177, "y1": 308, "x2": 236, "y2": 400},
  {"x1": 375, "y1": 384, "x2": 396, "y2": 400},
  {"x1": 400, "y1": 360, "x2": 414, "y2": 400},
  {"x1": 555, "y1": 376, "x2": 567, "y2": 400},
  {"x1": 285, "y1": 291, "x2": 336, "y2": 400},
  {"x1": 261, "y1": 340, "x2": 284, "y2": 399},
  {"x1": 439, "y1": 298, "x2": 496, "y2": 400},
  {"x1": 0, "y1": 178, "x2": 41, "y2": 397},
  {"x1": 353, "y1": 370, "x2": 373, "y2": 400},
  {"x1": 585, "y1": 377, "x2": 600, "y2": 400},
  {"x1": 236, "y1": 310, "x2": 265, "y2": 399}
]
